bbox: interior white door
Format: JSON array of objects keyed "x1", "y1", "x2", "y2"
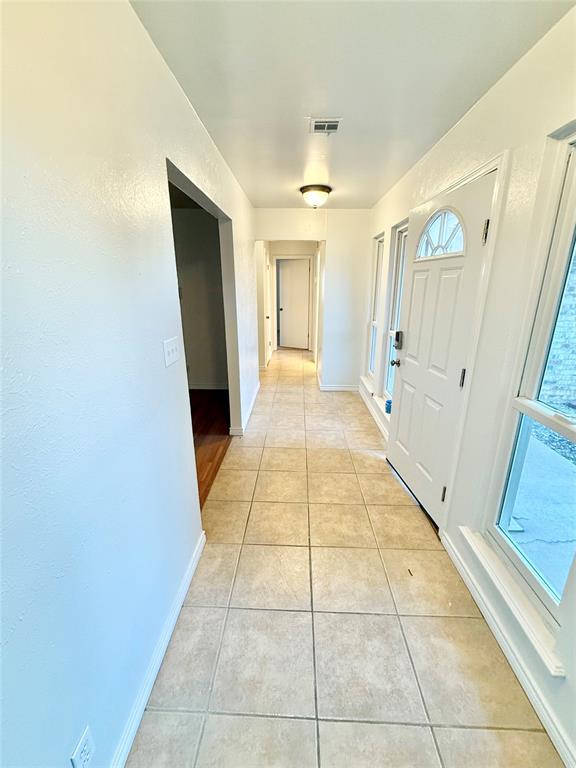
[
  {"x1": 387, "y1": 170, "x2": 496, "y2": 526},
  {"x1": 278, "y1": 258, "x2": 310, "y2": 349}
]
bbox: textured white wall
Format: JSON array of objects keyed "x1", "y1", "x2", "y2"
[
  {"x1": 321, "y1": 210, "x2": 372, "y2": 387},
  {"x1": 254, "y1": 208, "x2": 327, "y2": 241},
  {"x1": 1, "y1": 2, "x2": 256, "y2": 766},
  {"x1": 172, "y1": 209, "x2": 229, "y2": 389},
  {"x1": 369, "y1": 9, "x2": 576, "y2": 762}
]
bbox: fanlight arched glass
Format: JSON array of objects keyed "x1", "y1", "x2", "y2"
[{"x1": 416, "y1": 209, "x2": 464, "y2": 259}]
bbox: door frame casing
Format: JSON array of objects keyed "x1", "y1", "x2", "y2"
[
  {"x1": 437, "y1": 153, "x2": 510, "y2": 530},
  {"x1": 380, "y1": 220, "x2": 409, "y2": 400},
  {"x1": 267, "y1": 246, "x2": 317, "y2": 352},
  {"x1": 391, "y1": 153, "x2": 510, "y2": 531},
  {"x1": 277, "y1": 257, "x2": 311, "y2": 349},
  {"x1": 166, "y1": 159, "x2": 243, "y2": 434}
]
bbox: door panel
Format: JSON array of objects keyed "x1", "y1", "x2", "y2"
[
  {"x1": 278, "y1": 258, "x2": 310, "y2": 349},
  {"x1": 396, "y1": 379, "x2": 416, "y2": 455},
  {"x1": 417, "y1": 395, "x2": 442, "y2": 480},
  {"x1": 405, "y1": 270, "x2": 429, "y2": 364},
  {"x1": 387, "y1": 170, "x2": 496, "y2": 526},
  {"x1": 428, "y1": 268, "x2": 462, "y2": 376}
]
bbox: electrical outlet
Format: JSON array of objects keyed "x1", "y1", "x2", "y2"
[
  {"x1": 163, "y1": 336, "x2": 180, "y2": 367},
  {"x1": 71, "y1": 726, "x2": 95, "y2": 768}
]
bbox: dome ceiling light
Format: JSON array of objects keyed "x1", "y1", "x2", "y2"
[{"x1": 300, "y1": 184, "x2": 332, "y2": 208}]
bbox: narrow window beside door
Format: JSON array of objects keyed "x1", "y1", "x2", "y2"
[
  {"x1": 385, "y1": 227, "x2": 408, "y2": 398},
  {"x1": 367, "y1": 239, "x2": 384, "y2": 376}
]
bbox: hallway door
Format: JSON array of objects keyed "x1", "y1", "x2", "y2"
[
  {"x1": 387, "y1": 169, "x2": 496, "y2": 526},
  {"x1": 278, "y1": 258, "x2": 310, "y2": 349}
]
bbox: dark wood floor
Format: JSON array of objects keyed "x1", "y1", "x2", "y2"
[{"x1": 189, "y1": 389, "x2": 231, "y2": 508}]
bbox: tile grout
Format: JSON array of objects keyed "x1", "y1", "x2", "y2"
[
  {"x1": 190, "y1": 471, "x2": 258, "y2": 768},
  {"x1": 366, "y1": 501, "x2": 446, "y2": 768},
  {"x1": 137, "y1": 353, "x2": 549, "y2": 766},
  {"x1": 144, "y1": 705, "x2": 546, "y2": 734}
]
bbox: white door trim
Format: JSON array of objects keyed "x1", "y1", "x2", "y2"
[
  {"x1": 437, "y1": 152, "x2": 510, "y2": 530},
  {"x1": 386, "y1": 153, "x2": 509, "y2": 527}
]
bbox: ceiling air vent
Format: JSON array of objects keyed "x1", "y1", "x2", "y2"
[{"x1": 310, "y1": 118, "x2": 340, "y2": 134}]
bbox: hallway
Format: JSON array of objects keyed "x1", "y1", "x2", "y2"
[{"x1": 127, "y1": 349, "x2": 561, "y2": 767}]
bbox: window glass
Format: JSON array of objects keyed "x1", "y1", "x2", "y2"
[
  {"x1": 368, "y1": 325, "x2": 378, "y2": 374},
  {"x1": 386, "y1": 230, "x2": 407, "y2": 396},
  {"x1": 372, "y1": 242, "x2": 383, "y2": 322},
  {"x1": 538, "y1": 236, "x2": 576, "y2": 419},
  {"x1": 416, "y1": 209, "x2": 464, "y2": 259},
  {"x1": 497, "y1": 415, "x2": 575, "y2": 599}
]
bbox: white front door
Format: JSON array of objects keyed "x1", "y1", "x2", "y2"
[
  {"x1": 278, "y1": 258, "x2": 310, "y2": 349},
  {"x1": 387, "y1": 170, "x2": 496, "y2": 525}
]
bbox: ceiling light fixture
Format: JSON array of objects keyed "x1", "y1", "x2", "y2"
[{"x1": 300, "y1": 184, "x2": 332, "y2": 208}]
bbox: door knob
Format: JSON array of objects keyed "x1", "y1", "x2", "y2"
[
  {"x1": 279, "y1": 308, "x2": 283, "y2": 311},
  {"x1": 390, "y1": 359, "x2": 401, "y2": 367}
]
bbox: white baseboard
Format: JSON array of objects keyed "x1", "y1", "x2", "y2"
[
  {"x1": 319, "y1": 383, "x2": 359, "y2": 391},
  {"x1": 111, "y1": 532, "x2": 206, "y2": 767},
  {"x1": 442, "y1": 531, "x2": 575, "y2": 768},
  {"x1": 358, "y1": 378, "x2": 390, "y2": 442},
  {"x1": 229, "y1": 427, "x2": 244, "y2": 436},
  {"x1": 316, "y1": 371, "x2": 359, "y2": 392}
]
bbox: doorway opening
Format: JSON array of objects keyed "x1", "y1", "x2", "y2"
[
  {"x1": 167, "y1": 162, "x2": 240, "y2": 506},
  {"x1": 255, "y1": 240, "x2": 323, "y2": 367},
  {"x1": 277, "y1": 258, "x2": 310, "y2": 349}
]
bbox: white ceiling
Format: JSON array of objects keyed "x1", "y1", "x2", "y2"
[{"x1": 132, "y1": 1, "x2": 573, "y2": 208}]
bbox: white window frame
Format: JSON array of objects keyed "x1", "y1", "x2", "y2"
[
  {"x1": 382, "y1": 223, "x2": 408, "y2": 400},
  {"x1": 366, "y1": 236, "x2": 384, "y2": 379},
  {"x1": 487, "y1": 142, "x2": 576, "y2": 623}
]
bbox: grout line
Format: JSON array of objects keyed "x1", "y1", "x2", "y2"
[
  {"x1": 366, "y1": 501, "x2": 446, "y2": 768},
  {"x1": 144, "y1": 705, "x2": 546, "y2": 733},
  {"x1": 190, "y1": 713, "x2": 207, "y2": 767},
  {"x1": 305, "y1": 443, "x2": 322, "y2": 768},
  {"x1": 192, "y1": 468, "x2": 258, "y2": 767},
  {"x1": 172, "y1": 355, "x2": 545, "y2": 765},
  {"x1": 186, "y1": 602, "x2": 485, "y2": 620}
]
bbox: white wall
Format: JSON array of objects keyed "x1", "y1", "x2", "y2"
[
  {"x1": 1, "y1": 3, "x2": 257, "y2": 766},
  {"x1": 254, "y1": 208, "x2": 327, "y2": 242},
  {"x1": 254, "y1": 240, "x2": 267, "y2": 367},
  {"x1": 321, "y1": 210, "x2": 371, "y2": 388},
  {"x1": 369, "y1": 9, "x2": 576, "y2": 763},
  {"x1": 254, "y1": 210, "x2": 371, "y2": 387},
  {"x1": 172, "y1": 209, "x2": 229, "y2": 389}
]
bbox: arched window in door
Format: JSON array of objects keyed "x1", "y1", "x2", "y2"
[{"x1": 416, "y1": 209, "x2": 464, "y2": 259}]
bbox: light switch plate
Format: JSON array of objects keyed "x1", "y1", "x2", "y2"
[
  {"x1": 71, "y1": 726, "x2": 95, "y2": 768},
  {"x1": 163, "y1": 337, "x2": 180, "y2": 367}
]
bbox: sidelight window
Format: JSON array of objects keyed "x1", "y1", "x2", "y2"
[{"x1": 367, "y1": 238, "x2": 384, "y2": 376}]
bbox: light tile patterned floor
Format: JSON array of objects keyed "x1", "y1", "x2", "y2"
[{"x1": 127, "y1": 349, "x2": 563, "y2": 768}]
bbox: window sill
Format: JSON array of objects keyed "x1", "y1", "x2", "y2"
[
  {"x1": 457, "y1": 526, "x2": 565, "y2": 677},
  {"x1": 359, "y1": 378, "x2": 390, "y2": 438}
]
